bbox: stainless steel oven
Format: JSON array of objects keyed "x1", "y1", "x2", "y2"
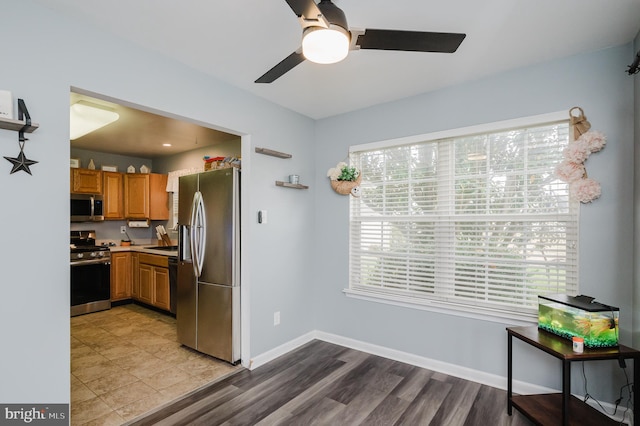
[{"x1": 70, "y1": 230, "x2": 111, "y2": 317}]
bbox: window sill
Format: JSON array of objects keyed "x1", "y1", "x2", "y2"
[{"x1": 343, "y1": 288, "x2": 538, "y2": 326}]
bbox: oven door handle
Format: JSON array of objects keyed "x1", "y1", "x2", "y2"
[{"x1": 70, "y1": 259, "x2": 111, "y2": 267}]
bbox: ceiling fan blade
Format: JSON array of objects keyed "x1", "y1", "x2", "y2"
[
  {"x1": 285, "y1": 0, "x2": 329, "y2": 28},
  {"x1": 255, "y1": 50, "x2": 306, "y2": 83},
  {"x1": 355, "y1": 29, "x2": 466, "y2": 53}
]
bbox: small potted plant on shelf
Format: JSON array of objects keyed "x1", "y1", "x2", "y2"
[{"x1": 327, "y1": 162, "x2": 361, "y2": 196}]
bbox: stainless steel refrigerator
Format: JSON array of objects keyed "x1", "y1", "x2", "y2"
[{"x1": 177, "y1": 168, "x2": 240, "y2": 364}]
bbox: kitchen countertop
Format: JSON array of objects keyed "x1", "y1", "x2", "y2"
[{"x1": 107, "y1": 243, "x2": 178, "y2": 257}]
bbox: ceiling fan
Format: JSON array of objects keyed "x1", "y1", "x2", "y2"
[{"x1": 255, "y1": 0, "x2": 466, "y2": 83}]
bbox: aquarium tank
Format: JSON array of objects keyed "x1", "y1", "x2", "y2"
[{"x1": 538, "y1": 294, "x2": 619, "y2": 348}]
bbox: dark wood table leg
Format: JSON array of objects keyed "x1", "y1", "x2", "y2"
[
  {"x1": 507, "y1": 332, "x2": 513, "y2": 415},
  {"x1": 562, "y1": 359, "x2": 570, "y2": 426}
]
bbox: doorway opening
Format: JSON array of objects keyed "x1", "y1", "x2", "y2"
[{"x1": 69, "y1": 88, "x2": 250, "y2": 423}]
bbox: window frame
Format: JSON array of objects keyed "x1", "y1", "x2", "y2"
[{"x1": 344, "y1": 111, "x2": 579, "y2": 324}]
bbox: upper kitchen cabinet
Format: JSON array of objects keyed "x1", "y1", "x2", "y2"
[
  {"x1": 70, "y1": 168, "x2": 102, "y2": 194},
  {"x1": 103, "y1": 171, "x2": 124, "y2": 219},
  {"x1": 124, "y1": 173, "x2": 169, "y2": 220}
]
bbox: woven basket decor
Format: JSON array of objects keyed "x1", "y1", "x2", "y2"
[{"x1": 330, "y1": 174, "x2": 362, "y2": 195}]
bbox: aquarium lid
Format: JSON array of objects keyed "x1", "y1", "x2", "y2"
[{"x1": 538, "y1": 294, "x2": 619, "y2": 312}]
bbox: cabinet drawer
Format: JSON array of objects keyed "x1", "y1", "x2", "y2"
[{"x1": 138, "y1": 253, "x2": 169, "y2": 268}]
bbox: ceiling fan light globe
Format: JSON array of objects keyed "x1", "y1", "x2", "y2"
[{"x1": 302, "y1": 26, "x2": 349, "y2": 64}]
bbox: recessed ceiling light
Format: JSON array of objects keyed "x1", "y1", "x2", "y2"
[{"x1": 163, "y1": 143, "x2": 172, "y2": 147}]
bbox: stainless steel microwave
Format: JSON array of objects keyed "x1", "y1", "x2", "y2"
[{"x1": 70, "y1": 194, "x2": 104, "y2": 222}]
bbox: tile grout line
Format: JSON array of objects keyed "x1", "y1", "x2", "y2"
[{"x1": 70, "y1": 304, "x2": 241, "y2": 424}]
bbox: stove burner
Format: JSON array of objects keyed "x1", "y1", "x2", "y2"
[{"x1": 70, "y1": 230, "x2": 110, "y2": 263}]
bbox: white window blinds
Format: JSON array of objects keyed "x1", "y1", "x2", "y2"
[{"x1": 349, "y1": 119, "x2": 578, "y2": 318}]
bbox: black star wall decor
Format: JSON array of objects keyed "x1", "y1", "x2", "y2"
[
  {"x1": 3, "y1": 99, "x2": 38, "y2": 175},
  {"x1": 4, "y1": 141, "x2": 38, "y2": 175}
]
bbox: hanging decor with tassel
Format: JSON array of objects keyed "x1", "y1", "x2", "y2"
[{"x1": 555, "y1": 107, "x2": 606, "y2": 203}]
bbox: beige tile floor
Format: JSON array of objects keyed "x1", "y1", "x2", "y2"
[{"x1": 70, "y1": 304, "x2": 242, "y2": 425}]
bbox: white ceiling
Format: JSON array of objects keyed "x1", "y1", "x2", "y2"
[
  {"x1": 69, "y1": 92, "x2": 240, "y2": 158},
  {"x1": 36, "y1": 0, "x2": 640, "y2": 120}
]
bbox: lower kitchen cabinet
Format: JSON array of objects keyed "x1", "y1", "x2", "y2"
[
  {"x1": 138, "y1": 264, "x2": 154, "y2": 305},
  {"x1": 110, "y1": 250, "x2": 171, "y2": 312},
  {"x1": 153, "y1": 267, "x2": 170, "y2": 311},
  {"x1": 131, "y1": 252, "x2": 139, "y2": 298},
  {"x1": 137, "y1": 253, "x2": 170, "y2": 311},
  {"x1": 110, "y1": 252, "x2": 132, "y2": 301}
]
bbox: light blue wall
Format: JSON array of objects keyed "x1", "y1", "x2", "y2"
[
  {"x1": 1, "y1": 0, "x2": 315, "y2": 403},
  {"x1": 3, "y1": 0, "x2": 637, "y2": 408},
  {"x1": 314, "y1": 45, "x2": 635, "y2": 401}
]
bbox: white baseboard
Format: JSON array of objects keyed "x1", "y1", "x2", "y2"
[
  {"x1": 247, "y1": 329, "x2": 550, "y2": 394},
  {"x1": 247, "y1": 331, "x2": 316, "y2": 370},
  {"x1": 314, "y1": 330, "x2": 554, "y2": 395},
  {"x1": 249, "y1": 330, "x2": 633, "y2": 425}
]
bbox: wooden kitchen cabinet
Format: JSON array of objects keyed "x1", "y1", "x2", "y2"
[
  {"x1": 153, "y1": 267, "x2": 170, "y2": 311},
  {"x1": 70, "y1": 168, "x2": 102, "y2": 194},
  {"x1": 138, "y1": 263, "x2": 154, "y2": 305},
  {"x1": 124, "y1": 173, "x2": 169, "y2": 220},
  {"x1": 131, "y1": 252, "x2": 139, "y2": 298},
  {"x1": 103, "y1": 171, "x2": 124, "y2": 219},
  {"x1": 137, "y1": 253, "x2": 170, "y2": 311},
  {"x1": 110, "y1": 252, "x2": 132, "y2": 301}
]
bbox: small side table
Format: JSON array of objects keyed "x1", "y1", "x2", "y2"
[{"x1": 507, "y1": 325, "x2": 639, "y2": 426}]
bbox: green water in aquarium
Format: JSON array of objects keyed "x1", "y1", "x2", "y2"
[{"x1": 538, "y1": 304, "x2": 618, "y2": 348}]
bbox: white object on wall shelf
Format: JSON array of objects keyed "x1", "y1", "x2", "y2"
[
  {"x1": 255, "y1": 147, "x2": 292, "y2": 159},
  {"x1": 276, "y1": 181, "x2": 308, "y2": 189},
  {"x1": 0, "y1": 116, "x2": 38, "y2": 133}
]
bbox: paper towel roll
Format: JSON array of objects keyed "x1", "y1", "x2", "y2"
[{"x1": 128, "y1": 220, "x2": 150, "y2": 228}]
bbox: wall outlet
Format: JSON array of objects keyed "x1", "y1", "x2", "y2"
[
  {"x1": 120, "y1": 226, "x2": 127, "y2": 234},
  {"x1": 274, "y1": 311, "x2": 280, "y2": 326}
]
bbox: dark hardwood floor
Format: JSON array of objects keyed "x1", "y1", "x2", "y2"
[{"x1": 128, "y1": 340, "x2": 533, "y2": 425}]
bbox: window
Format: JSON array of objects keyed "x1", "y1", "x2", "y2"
[{"x1": 348, "y1": 113, "x2": 578, "y2": 321}]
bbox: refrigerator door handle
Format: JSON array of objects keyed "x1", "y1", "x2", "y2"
[
  {"x1": 195, "y1": 191, "x2": 206, "y2": 277},
  {"x1": 191, "y1": 191, "x2": 206, "y2": 277},
  {"x1": 190, "y1": 192, "x2": 200, "y2": 277},
  {"x1": 198, "y1": 194, "x2": 207, "y2": 275}
]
